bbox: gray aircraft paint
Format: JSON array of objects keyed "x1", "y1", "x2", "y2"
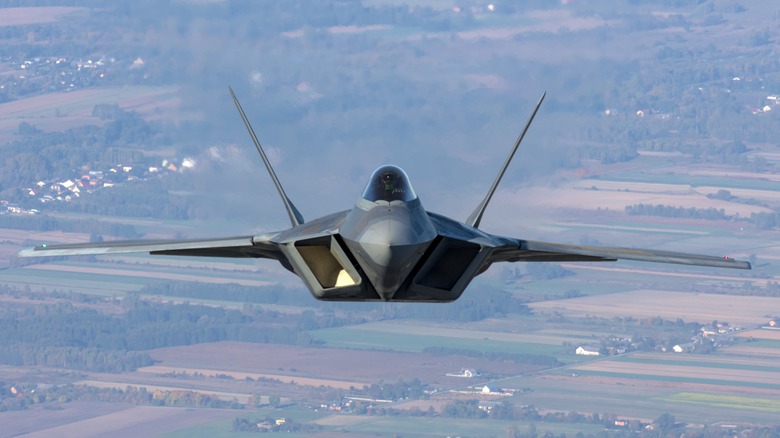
[{"x1": 19, "y1": 91, "x2": 752, "y2": 302}]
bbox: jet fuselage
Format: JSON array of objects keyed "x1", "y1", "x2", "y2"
[{"x1": 18, "y1": 90, "x2": 752, "y2": 303}]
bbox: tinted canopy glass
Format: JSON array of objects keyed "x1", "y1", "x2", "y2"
[{"x1": 361, "y1": 165, "x2": 417, "y2": 202}]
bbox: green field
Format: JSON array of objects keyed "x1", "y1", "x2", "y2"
[
  {"x1": 606, "y1": 172, "x2": 780, "y2": 192},
  {"x1": 662, "y1": 392, "x2": 780, "y2": 413},
  {"x1": 0, "y1": 267, "x2": 147, "y2": 294},
  {"x1": 0, "y1": 86, "x2": 179, "y2": 120},
  {"x1": 613, "y1": 355, "x2": 780, "y2": 374},
  {"x1": 556, "y1": 369, "x2": 780, "y2": 391},
  {"x1": 333, "y1": 321, "x2": 596, "y2": 345},
  {"x1": 509, "y1": 279, "x2": 628, "y2": 300},
  {"x1": 161, "y1": 407, "x2": 327, "y2": 438},
  {"x1": 164, "y1": 413, "x2": 603, "y2": 438},
  {"x1": 316, "y1": 415, "x2": 603, "y2": 437},
  {"x1": 744, "y1": 339, "x2": 780, "y2": 349},
  {"x1": 309, "y1": 324, "x2": 565, "y2": 358},
  {"x1": 0, "y1": 258, "x2": 280, "y2": 296}
]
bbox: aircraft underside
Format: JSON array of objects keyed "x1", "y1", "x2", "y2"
[{"x1": 276, "y1": 212, "x2": 494, "y2": 302}]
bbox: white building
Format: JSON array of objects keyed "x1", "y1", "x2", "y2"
[{"x1": 576, "y1": 346, "x2": 600, "y2": 356}]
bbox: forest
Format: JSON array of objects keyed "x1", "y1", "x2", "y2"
[
  {"x1": 0, "y1": 281, "x2": 535, "y2": 373},
  {"x1": 0, "y1": 380, "x2": 241, "y2": 412},
  {"x1": 1, "y1": 2, "x2": 779, "y2": 435},
  {"x1": 1, "y1": 0, "x2": 778, "y2": 222}
]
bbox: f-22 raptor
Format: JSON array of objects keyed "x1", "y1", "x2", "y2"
[{"x1": 20, "y1": 90, "x2": 751, "y2": 302}]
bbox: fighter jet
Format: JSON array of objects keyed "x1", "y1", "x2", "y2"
[{"x1": 19, "y1": 89, "x2": 751, "y2": 302}]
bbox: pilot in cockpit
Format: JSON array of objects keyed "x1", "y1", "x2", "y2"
[
  {"x1": 380, "y1": 170, "x2": 404, "y2": 200},
  {"x1": 362, "y1": 165, "x2": 417, "y2": 203}
]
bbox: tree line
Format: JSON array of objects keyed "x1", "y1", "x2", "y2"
[
  {"x1": 625, "y1": 203, "x2": 728, "y2": 221},
  {"x1": 0, "y1": 214, "x2": 139, "y2": 239},
  {"x1": 0, "y1": 381, "x2": 240, "y2": 412},
  {"x1": 1, "y1": 107, "x2": 157, "y2": 193},
  {"x1": 143, "y1": 279, "x2": 531, "y2": 323},
  {"x1": 0, "y1": 281, "x2": 531, "y2": 374},
  {"x1": 626, "y1": 203, "x2": 780, "y2": 232},
  {"x1": 0, "y1": 293, "x2": 306, "y2": 372}
]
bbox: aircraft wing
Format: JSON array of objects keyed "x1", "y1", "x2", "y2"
[
  {"x1": 489, "y1": 239, "x2": 751, "y2": 269},
  {"x1": 18, "y1": 233, "x2": 283, "y2": 260}
]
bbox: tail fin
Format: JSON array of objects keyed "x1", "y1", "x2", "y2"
[
  {"x1": 466, "y1": 92, "x2": 546, "y2": 229},
  {"x1": 229, "y1": 86, "x2": 304, "y2": 227}
]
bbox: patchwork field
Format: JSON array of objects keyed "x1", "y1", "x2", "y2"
[
  {"x1": 727, "y1": 329, "x2": 780, "y2": 358},
  {"x1": 530, "y1": 289, "x2": 780, "y2": 327},
  {"x1": 76, "y1": 380, "x2": 252, "y2": 403},
  {"x1": 558, "y1": 264, "x2": 764, "y2": 286},
  {"x1": 0, "y1": 86, "x2": 182, "y2": 143},
  {"x1": 571, "y1": 357, "x2": 780, "y2": 389},
  {"x1": 504, "y1": 373, "x2": 780, "y2": 425},
  {"x1": 0, "y1": 6, "x2": 84, "y2": 27},
  {"x1": 737, "y1": 328, "x2": 780, "y2": 340},
  {"x1": 313, "y1": 414, "x2": 604, "y2": 437},
  {"x1": 335, "y1": 320, "x2": 597, "y2": 346},
  {"x1": 148, "y1": 341, "x2": 537, "y2": 387},
  {"x1": 137, "y1": 365, "x2": 364, "y2": 391},
  {"x1": 0, "y1": 257, "x2": 286, "y2": 296},
  {"x1": 490, "y1": 338, "x2": 780, "y2": 425},
  {"x1": 662, "y1": 392, "x2": 780, "y2": 414},
  {"x1": 24, "y1": 263, "x2": 276, "y2": 288},
  {"x1": 309, "y1": 323, "x2": 565, "y2": 358},
  {"x1": 12, "y1": 405, "x2": 238, "y2": 438},
  {"x1": 520, "y1": 184, "x2": 771, "y2": 217}
]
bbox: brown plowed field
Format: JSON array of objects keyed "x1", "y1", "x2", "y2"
[
  {"x1": 149, "y1": 342, "x2": 541, "y2": 388},
  {"x1": 531, "y1": 289, "x2": 780, "y2": 326},
  {"x1": 0, "y1": 7, "x2": 83, "y2": 27}
]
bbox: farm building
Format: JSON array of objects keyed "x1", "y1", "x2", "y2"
[{"x1": 576, "y1": 346, "x2": 600, "y2": 356}]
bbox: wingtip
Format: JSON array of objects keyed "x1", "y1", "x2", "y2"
[{"x1": 18, "y1": 246, "x2": 47, "y2": 258}]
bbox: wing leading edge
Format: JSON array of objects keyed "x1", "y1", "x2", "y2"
[
  {"x1": 464, "y1": 93, "x2": 750, "y2": 272},
  {"x1": 489, "y1": 238, "x2": 751, "y2": 269},
  {"x1": 19, "y1": 234, "x2": 283, "y2": 260}
]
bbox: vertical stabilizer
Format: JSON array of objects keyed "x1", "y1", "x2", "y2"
[
  {"x1": 466, "y1": 92, "x2": 545, "y2": 229},
  {"x1": 229, "y1": 86, "x2": 305, "y2": 227}
]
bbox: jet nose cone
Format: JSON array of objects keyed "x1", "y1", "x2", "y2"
[
  {"x1": 345, "y1": 217, "x2": 434, "y2": 300},
  {"x1": 360, "y1": 217, "x2": 421, "y2": 256},
  {"x1": 358, "y1": 240, "x2": 430, "y2": 299},
  {"x1": 360, "y1": 241, "x2": 424, "y2": 269},
  {"x1": 341, "y1": 197, "x2": 438, "y2": 300}
]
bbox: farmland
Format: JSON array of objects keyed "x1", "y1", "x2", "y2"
[
  {"x1": 1, "y1": 192, "x2": 778, "y2": 435},
  {"x1": 2, "y1": 188, "x2": 778, "y2": 435},
  {"x1": 0, "y1": 403, "x2": 242, "y2": 438},
  {"x1": 145, "y1": 341, "x2": 538, "y2": 386},
  {"x1": 0, "y1": 86, "x2": 183, "y2": 144},
  {"x1": 2, "y1": 1, "x2": 780, "y2": 436},
  {"x1": 497, "y1": 338, "x2": 780, "y2": 425},
  {"x1": 530, "y1": 290, "x2": 778, "y2": 327},
  {"x1": 0, "y1": 6, "x2": 84, "y2": 27}
]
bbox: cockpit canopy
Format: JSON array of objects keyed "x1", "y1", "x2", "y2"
[{"x1": 361, "y1": 165, "x2": 417, "y2": 203}]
